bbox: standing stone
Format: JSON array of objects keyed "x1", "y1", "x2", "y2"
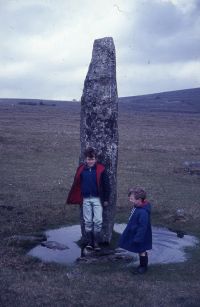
[{"x1": 80, "y1": 37, "x2": 118, "y2": 243}]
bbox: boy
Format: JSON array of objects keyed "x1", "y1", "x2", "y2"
[
  {"x1": 119, "y1": 187, "x2": 152, "y2": 274},
  {"x1": 67, "y1": 147, "x2": 110, "y2": 251}
]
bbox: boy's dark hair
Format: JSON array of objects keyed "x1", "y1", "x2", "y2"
[
  {"x1": 84, "y1": 147, "x2": 97, "y2": 159},
  {"x1": 128, "y1": 187, "x2": 147, "y2": 200}
]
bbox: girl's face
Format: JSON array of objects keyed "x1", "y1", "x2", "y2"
[{"x1": 129, "y1": 194, "x2": 142, "y2": 206}]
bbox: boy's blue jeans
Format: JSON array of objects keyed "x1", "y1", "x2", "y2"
[{"x1": 83, "y1": 197, "x2": 102, "y2": 232}]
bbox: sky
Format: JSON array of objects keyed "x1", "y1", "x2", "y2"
[{"x1": 0, "y1": 0, "x2": 200, "y2": 100}]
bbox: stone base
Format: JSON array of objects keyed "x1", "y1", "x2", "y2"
[{"x1": 77, "y1": 247, "x2": 133, "y2": 264}]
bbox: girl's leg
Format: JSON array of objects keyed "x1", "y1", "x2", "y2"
[{"x1": 135, "y1": 252, "x2": 148, "y2": 274}]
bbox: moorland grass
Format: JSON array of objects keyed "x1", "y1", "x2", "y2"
[{"x1": 0, "y1": 96, "x2": 200, "y2": 306}]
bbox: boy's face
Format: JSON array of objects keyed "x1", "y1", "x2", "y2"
[
  {"x1": 85, "y1": 156, "x2": 97, "y2": 167},
  {"x1": 129, "y1": 194, "x2": 142, "y2": 206}
]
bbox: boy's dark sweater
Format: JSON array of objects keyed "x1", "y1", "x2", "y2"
[{"x1": 80, "y1": 165, "x2": 98, "y2": 198}]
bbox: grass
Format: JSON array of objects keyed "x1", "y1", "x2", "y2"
[{"x1": 0, "y1": 94, "x2": 200, "y2": 306}]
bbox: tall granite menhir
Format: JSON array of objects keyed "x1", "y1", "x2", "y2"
[{"x1": 80, "y1": 37, "x2": 118, "y2": 243}]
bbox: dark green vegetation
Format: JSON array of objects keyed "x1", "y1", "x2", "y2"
[{"x1": 1, "y1": 88, "x2": 200, "y2": 306}]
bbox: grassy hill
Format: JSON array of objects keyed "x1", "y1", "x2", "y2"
[{"x1": 119, "y1": 87, "x2": 200, "y2": 113}]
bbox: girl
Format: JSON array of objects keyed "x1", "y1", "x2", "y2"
[{"x1": 119, "y1": 187, "x2": 152, "y2": 274}]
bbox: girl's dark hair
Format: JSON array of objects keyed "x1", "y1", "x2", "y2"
[
  {"x1": 128, "y1": 187, "x2": 147, "y2": 200},
  {"x1": 84, "y1": 147, "x2": 97, "y2": 158}
]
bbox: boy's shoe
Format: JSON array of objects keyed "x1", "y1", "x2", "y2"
[
  {"x1": 85, "y1": 243, "x2": 93, "y2": 250},
  {"x1": 93, "y1": 231, "x2": 101, "y2": 251},
  {"x1": 85, "y1": 231, "x2": 93, "y2": 250}
]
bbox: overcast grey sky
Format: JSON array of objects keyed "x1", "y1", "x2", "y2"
[{"x1": 0, "y1": 0, "x2": 200, "y2": 100}]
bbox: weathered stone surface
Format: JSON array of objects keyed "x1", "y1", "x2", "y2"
[{"x1": 80, "y1": 37, "x2": 118, "y2": 243}]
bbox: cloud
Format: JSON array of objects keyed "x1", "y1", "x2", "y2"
[
  {"x1": 0, "y1": 0, "x2": 199, "y2": 99},
  {"x1": 118, "y1": 60, "x2": 200, "y2": 96},
  {"x1": 117, "y1": 0, "x2": 200, "y2": 63},
  {"x1": 0, "y1": 0, "x2": 125, "y2": 99}
]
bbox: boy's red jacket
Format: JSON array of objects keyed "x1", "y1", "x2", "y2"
[{"x1": 66, "y1": 163, "x2": 109, "y2": 205}]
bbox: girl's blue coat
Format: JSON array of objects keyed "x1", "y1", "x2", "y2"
[{"x1": 119, "y1": 203, "x2": 152, "y2": 253}]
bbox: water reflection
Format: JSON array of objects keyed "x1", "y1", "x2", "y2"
[
  {"x1": 28, "y1": 224, "x2": 198, "y2": 265},
  {"x1": 28, "y1": 225, "x2": 80, "y2": 264}
]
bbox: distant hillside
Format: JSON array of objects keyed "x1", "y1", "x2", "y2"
[
  {"x1": 0, "y1": 98, "x2": 73, "y2": 106},
  {"x1": 119, "y1": 87, "x2": 200, "y2": 113},
  {"x1": 0, "y1": 87, "x2": 200, "y2": 113}
]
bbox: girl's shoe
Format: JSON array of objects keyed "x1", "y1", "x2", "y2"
[{"x1": 135, "y1": 265, "x2": 148, "y2": 274}]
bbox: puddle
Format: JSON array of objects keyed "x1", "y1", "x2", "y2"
[
  {"x1": 28, "y1": 225, "x2": 81, "y2": 265},
  {"x1": 28, "y1": 224, "x2": 198, "y2": 265}
]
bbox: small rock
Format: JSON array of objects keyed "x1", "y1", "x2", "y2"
[
  {"x1": 174, "y1": 209, "x2": 187, "y2": 222},
  {"x1": 66, "y1": 269, "x2": 82, "y2": 280},
  {"x1": 176, "y1": 231, "x2": 185, "y2": 238},
  {"x1": 40, "y1": 241, "x2": 69, "y2": 250},
  {"x1": 184, "y1": 161, "x2": 200, "y2": 175},
  {"x1": 176, "y1": 209, "x2": 185, "y2": 218}
]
